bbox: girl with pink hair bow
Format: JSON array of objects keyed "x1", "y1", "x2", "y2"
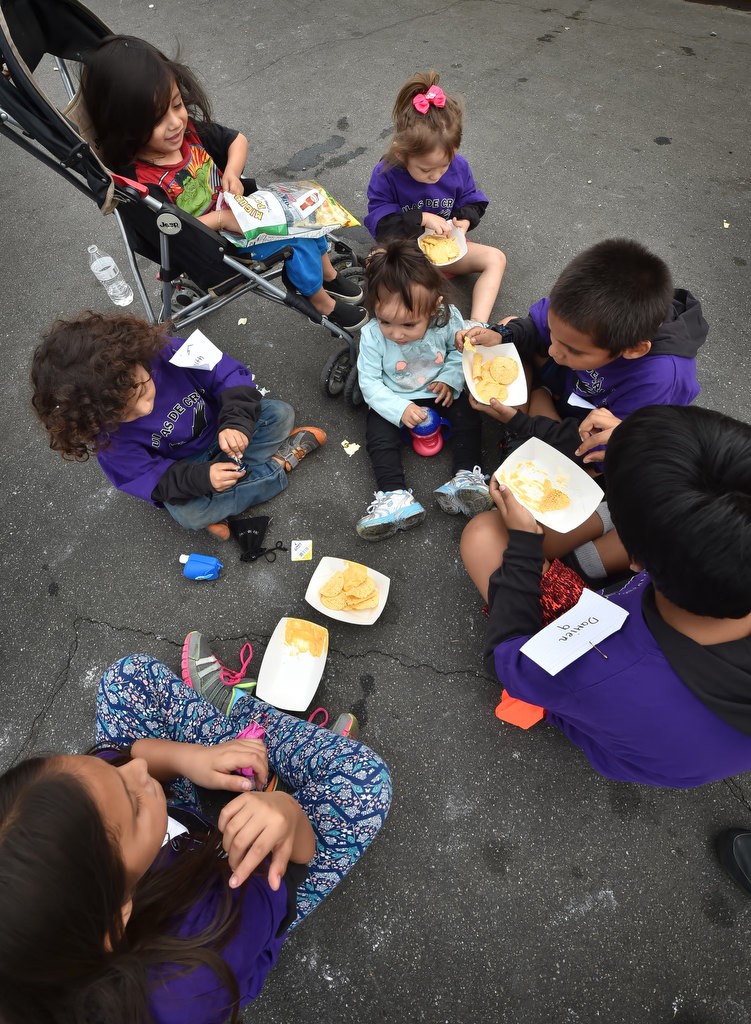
[{"x1": 365, "y1": 71, "x2": 506, "y2": 325}]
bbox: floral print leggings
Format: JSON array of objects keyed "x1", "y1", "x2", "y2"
[{"x1": 95, "y1": 654, "x2": 392, "y2": 927}]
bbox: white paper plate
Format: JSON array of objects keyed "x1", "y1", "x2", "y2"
[
  {"x1": 494, "y1": 438, "x2": 603, "y2": 533},
  {"x1": 305, "y1": 556, "x2": 390, "y2": 626},
  {"x1": 256, "y1": 617, "x2": 328, "y2": 711},
  {"x1": 417, "y1": 224, "x2": 468, "y2": 266},
  {"x1": 462, "y1": 340, "x2": 527, "y2": 408}
]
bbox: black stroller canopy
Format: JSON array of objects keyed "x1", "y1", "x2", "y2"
[{"x1": 0, "y1": 0, "x2": 112, "y2": 205}]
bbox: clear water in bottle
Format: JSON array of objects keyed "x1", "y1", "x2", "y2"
[{"x1": 88, "y1": 245, "x2": 133, "y2": 306}]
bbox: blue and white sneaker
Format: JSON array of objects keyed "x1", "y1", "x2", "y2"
[
  {"x1": 356, "y1": 489, "x2": 426, "y2": 541},
  {"x1": 434, "y1": 466, "x2": 493, "y2": 518}
]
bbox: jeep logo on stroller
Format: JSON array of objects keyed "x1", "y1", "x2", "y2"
[{"x1": 157, "y1": 213, "x2": 182, "y2": 235}]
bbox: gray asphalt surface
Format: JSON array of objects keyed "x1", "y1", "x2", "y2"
[{"x1": 2, "y1": 0, "x2": 751, "y2": 1021}]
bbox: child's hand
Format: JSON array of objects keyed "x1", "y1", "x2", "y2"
[
  {"x1": 401, "y1": 403, "x2": 428, "y2": 429},
  {"x1": 421, "y1": 212, "x2": 451, "y2": 236},
  {"x1": 222, "y1": 171, "x2": 244, "y2": 197},
  {"x1": 185, "y1": 739, "x2": 269, "y2": 792},
  {"x1": 468, "y1": 393, "x2": 517, "y2": 424},
  {"x1": 490, "y1": 477, "x2": 542, "y2": 534},
  {"x1": 218, "y1": 427, "x2": 249, "y2": 460},
  {"x1": 575, "y1": 409, "x2": 621, "y2": 464},
  {"x1": 451, "y1": 217, "x2": 470, "y2": 234},
  {"x1": 218, "y1": 791, "x2": 315, "y2": 889},
  {"x1": 428, "y1": 381, "x2": 454, "y2": 407},
  {"x1": 210, "y1": 462, "x2": 246, "y2": 492},
  {"x1": 458, "y1": 327, "x2": 500, "y2": 350}
]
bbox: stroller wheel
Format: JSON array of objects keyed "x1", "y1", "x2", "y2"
[
  {"x1": 344, "y1": 365, "x2": 363, "y2": 407},
  {"x1": 321, "y1": 346, "x2": 351, "y2": 398},
  {"x1": 173, "y1": 277, "x2": 206, "y2": 309},
  {"x1": 331, "y1": 253, "x2": 357, "y2": 271},
  {"x1": 336, "y1": 265, "x2": 367, "y2": 292}
]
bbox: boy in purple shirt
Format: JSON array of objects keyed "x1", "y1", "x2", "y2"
[
  {"x1": 460, "y1": 239, "x2": 708, "y2": 583},
  {"x1": 31, "y1": 312, "x2": 326, "y2": 540},
  {"x1": 471, "y1": 405, "x2": 751, "y2": 788}
]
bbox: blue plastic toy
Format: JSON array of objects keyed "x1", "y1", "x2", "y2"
[
  {"x1": 179, "y1": 553, "x2": 223, "y2": 580},
  {"x1": 401, "y1": 405, "x2": 453, "y2": 456}
]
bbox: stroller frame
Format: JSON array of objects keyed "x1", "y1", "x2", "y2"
[{"x1": 0, "y1": 0, "x2": 364, "y2": 401}]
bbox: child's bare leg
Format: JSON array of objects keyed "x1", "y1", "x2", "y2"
[
  {"x1": 592, "y1": 529, "x2": 630, "y2": 576},
  {"x1": 460, "y1": 509, "x2": 510, "y2": 602},
  {"x1": 528, "y1": 387, "x2": 561, "y2": 420},
  {"x1": 451, "y1": 241, "x2": 506, "y2": 323},
  {"x1": 308, "y1": 286, "x2": 336, "y2": 314},
  {"x1": 321, "y1": 251, "x2": 337, "y2": 282},
  {"x1": 542, "y1": 508, "x2": 604, "y2": 561}
]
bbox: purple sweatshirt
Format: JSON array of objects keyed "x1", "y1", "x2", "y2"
[
  {"x1": 487, "y1": 533, "x2": 751, "y2": 788},
  {"x1": 364, "y1": 155, "x2": 488, "y2": 237},
  {"x1": 527, "y1": 291, "x2": 704, "y2": 419},
  {"x1": 97, "y1": 339, "x2": 258, "y2": 506}
]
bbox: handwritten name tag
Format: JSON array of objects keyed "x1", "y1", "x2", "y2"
[
  {"x1": 520, "y1": 588, "x2": 628, "y2": 676},
  {"x1": 170, "y1": 329, "x2": 223, "y2": 371}
]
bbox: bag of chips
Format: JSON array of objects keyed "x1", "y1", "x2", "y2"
[{"x1": 221, "y1": 180, "x2": 359, "y2": 246}]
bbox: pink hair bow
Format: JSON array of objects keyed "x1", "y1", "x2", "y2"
[{"x1": 412, "y1": 86, "x2": 446, "y2": 114}]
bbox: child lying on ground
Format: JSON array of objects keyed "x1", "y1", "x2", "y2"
[
  {"x1": 467, "y1": 404, "x2": 751, "y2": 788},
  {"x1": 31, "y1": 312, "x2": 325, "y2": 540}
]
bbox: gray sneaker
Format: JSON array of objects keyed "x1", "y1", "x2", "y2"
[
  {"x1": 434, "y1": 466, "x2": 493, "y2": 517},
  {"x1": 356, "y1": 489, "x2": 426, "y2": 541},
  {"x1": 181, "y1": 631, "x2": 255, "y2": 714}
]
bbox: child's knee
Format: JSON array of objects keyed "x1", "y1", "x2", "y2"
[{"x1": 460, "y1": 509, "x2": 501, "y2": 559}]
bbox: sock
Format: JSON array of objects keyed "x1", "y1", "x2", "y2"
[
  {"x1": 571, "y1": 541, "x2": 607, "y2": 581},
  {"x1": 595, "y1": 499, "x2": 613, "y2": 533}
]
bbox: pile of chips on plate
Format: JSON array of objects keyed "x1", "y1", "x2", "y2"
[{"x1": 319, "y1": 562, "x2": 379, "y2": 611}]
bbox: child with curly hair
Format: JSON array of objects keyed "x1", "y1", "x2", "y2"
[
  {"x1": 364, "y1": 71, "x2": 505, "y2": 325},
  {"x1": 31, "y1": 312, "x2": 326, "y2": 540}
]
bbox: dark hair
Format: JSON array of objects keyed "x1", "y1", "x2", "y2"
[
  {"x1": 605, "y1": 405, "x2": 751, "y2": 618},
  {"x1": 81, "y1": 34, "x2": 212, "y2": 169},
  {"x1": 31, "y1": 311, "x2": 168, "y2": 460},
  {"x1": 384, "y1": 70, "x2": 463, "y2": 168},
  {"x1": 0, "y1": 752, "x2": 243, "y2": 1024},
  {"x1": 364, "y1": 239, "x2": 451, "y2": 327},
  {"x1": 548, "y1": 239, "x2": 674, "y2": 354}
]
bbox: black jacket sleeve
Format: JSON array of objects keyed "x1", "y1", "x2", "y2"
[
  {"x1": 483, "y1": 531, "x2": 545, "y2": 677},
  {"x1": 218, "y1": 385, "x2": 261, "y2": 439},
  {"x1": 373, "y1": 209, "x2": 423, "y2": 242},
  {"x1": 194, "y1": 121, "x2": 240, "y2": 171},
  {"x1": 452, "y1": 201, "x2": 487, "y2": 230},
  {"x1": 490, "y1": 317, "x2": 549, "y2": 364},
  {"x1": 151, "y1": 461, "x2": 214, "y2": 505}
]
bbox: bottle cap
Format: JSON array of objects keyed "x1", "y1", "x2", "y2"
[{"x1": 179, "y1": 554, "x2": 189, "y2": 564}]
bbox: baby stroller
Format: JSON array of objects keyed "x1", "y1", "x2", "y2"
[{"x1": 0, "y1": 0, "x2": 365, "y2": 404}]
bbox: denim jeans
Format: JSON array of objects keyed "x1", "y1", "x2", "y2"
[{"x1": 164, "y1": 398, "x2": 295, "y2": 530}]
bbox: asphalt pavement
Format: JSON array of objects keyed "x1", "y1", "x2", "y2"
[{"x1": 2, "y1": 0, "x2": 751, "y2": 1020}]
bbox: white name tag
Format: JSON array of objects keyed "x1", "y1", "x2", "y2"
[
  {"x1": 161, "y1": 815, "x2": 189, "y2": 847},
  {"x1": 567, "y1": 391, "x2": 597, "y2": 410},
  {"x1": 520, "y1": 588, "x2": 628, "y2": 676},
  {"x1": 170, "y1": 329, "x2": 223, "y2": 371}
]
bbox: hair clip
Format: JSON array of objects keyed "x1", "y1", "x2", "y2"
[{"x1": 412, "y1": 86, "x2": 446, "y2": 114}]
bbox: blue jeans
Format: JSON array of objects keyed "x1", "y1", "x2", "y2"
[
  {"x1": 95, "y1": 655, "x2": 392, "y2": 926},
  {"x1": 164, "y1": 399, "x2": 295, "y2": 531},
  {"x1": 238, "y1": 235, "x2": 328, "y2": 296}
]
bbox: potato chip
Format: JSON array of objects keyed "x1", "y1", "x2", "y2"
[
  {"x1": 319, "y1": 562, "x2": 380, "y2": 613},
  {"x1": 471, "y1": 350, "x2": 519, "y2": 404},
  {"x1": 489, "y1": 356, "x2": 518, "y2": 385},
  {"x1": 418, "y1": 233, "x2": 461, "y2": 265},
  {"x1": 472, "y1": 353, "x2": 484, "y2": 381}
]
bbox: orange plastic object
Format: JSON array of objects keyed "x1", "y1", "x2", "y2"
[{"x1": 494, "y1": 689, "x2": 545, "y2": 729}]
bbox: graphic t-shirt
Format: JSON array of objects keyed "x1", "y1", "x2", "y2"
[{"x1": 134, "y1": 123, "x2": 225, "y2": 217}]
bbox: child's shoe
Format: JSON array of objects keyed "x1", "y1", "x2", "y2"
[
  {"x1": 274, "y1": 427, "x2": 327, "y2": 471},
  {"x1": 323, "y1": 271, "x2": 364, "y2": 305},
  {"x1": 434, "y1": 466, "x2": 493, "y2": 518},
  {"x1": 182, "y1": 631, "x2": 256, "y2": 714},
  {"x1": 206, "y1": 520, "x2": 231, "y2": 541},
  {"x1": 327, "y1": 300, "x2": 369, "y2": 331},
  {"x1": 356, "y1": 489, "x2": 426, "y2": 541}
]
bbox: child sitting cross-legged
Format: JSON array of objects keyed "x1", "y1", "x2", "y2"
[
  {"x1": 31, "y1": 312, "x2": 325, "y2": 540},
  {"x1": 460, "y1": 238, "x2": 709, "y2": 584},
  {"x1": 465, "y1": 404, "x2": 751, "y2": 788},
  {"x1": 355, "y1": 239, "x2": 492, "y2": 541}
]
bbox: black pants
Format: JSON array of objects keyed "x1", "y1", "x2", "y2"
[{"x1": 366, "y1": 393, "x2": 483, "y2": 492}]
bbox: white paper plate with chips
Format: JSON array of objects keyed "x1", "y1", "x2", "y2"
[
  {"x1": 256, "y1": 617, "x2": 328, "y2": 711},
  {"x1": 462, "y1": 339, "x2": 527, "y2": 407},
  {"x1": 417, "y1": 225, "x2": 467, "y2": 267},
  {"x1": 494, "y1": 438, "x2": 603, "y2": 533},
  {"x1": 305, "y1": 556, "x2": 390, "y2": 626}
]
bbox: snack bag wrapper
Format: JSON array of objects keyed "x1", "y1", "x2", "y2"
[{"x1": 222, "y1": 180, "x2": 359, "y2": 246}]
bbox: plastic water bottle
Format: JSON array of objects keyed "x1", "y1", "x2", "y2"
[{"x1": 87, "y1": 245, "x2": 133, "y2": 306}]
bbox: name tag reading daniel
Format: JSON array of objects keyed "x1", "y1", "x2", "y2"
[{"x1": 520, "y1": 589, "x2": 628, "y2": 676}]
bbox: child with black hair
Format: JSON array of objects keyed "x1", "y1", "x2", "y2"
[
  {"x1": 31, "y1": 312, "x2": 326, "y2": 541},
  {"x1": 466, "y1": 404, "x2": 751, "y2": 788},
  {"x1": 461, "y1": 238, "x2": 708, "y2": 582},
  {"x1": 0, "y1": 653, "x2": 391, "y2": 1024},
  {"x1": 81, "y1": 35, "x2": 367, "y2": 332}
]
